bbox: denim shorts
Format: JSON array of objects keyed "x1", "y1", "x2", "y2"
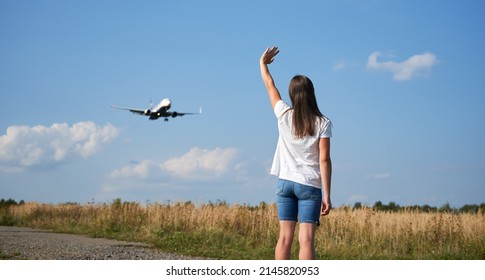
[{"x1": 276, "y1": 179, "x2": 322, "y2": 225}]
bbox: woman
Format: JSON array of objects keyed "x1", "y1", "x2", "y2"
[{"x1": 260, "y1": 46, "x2": 332, "y2": 260}]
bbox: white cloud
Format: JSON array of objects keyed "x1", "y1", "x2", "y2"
[
  {"x1": 0, "y1": 122, "x2": 119, "y2": 172},
  {"x1": 109, "y1": 147, "x2": 241, "y2": 182},
  {"x1": 367, "y1": 51, "x2": 437, "y2": 81},
  {"x1": 365, "y1": 172, "x2": 391, "y2": 179},
  {"x1": 109, "y1": 160, "x2": 161, "y2": 179},
  {"x1": 332, "y1": 62, "x2": 348, "y2": 71},
  {"x1": 163, "y1": 147, "x2": 239, "y2": 180},
  {"x1": 374, "y1": 173, "x2": 390, "y2": 179},
  {"x1": 332, "y1": 60, "x2": 358, "y2": 71}
]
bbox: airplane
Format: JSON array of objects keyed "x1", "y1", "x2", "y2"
[{"x1": 111, "y1": 98, "x2": 201, "y2": 121}]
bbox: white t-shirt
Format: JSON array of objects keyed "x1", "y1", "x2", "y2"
[{"x1": 270, "y1": 100, "x2": 332, "y2": 188}]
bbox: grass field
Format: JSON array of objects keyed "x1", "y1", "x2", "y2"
[{"x1": 1, "y1": 199, "x2": 484, "y2": 259}]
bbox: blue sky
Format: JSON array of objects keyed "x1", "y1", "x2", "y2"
[{"x1": 1, "y1": 0, "x2": 484, "y2": 207}]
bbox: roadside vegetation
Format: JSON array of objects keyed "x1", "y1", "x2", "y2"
[{"x1": 1, "y1": 198, "x2": 484, "y2": 259}]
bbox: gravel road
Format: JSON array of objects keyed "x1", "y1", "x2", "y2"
[{"x1": 0, "y1": 226, "x2": 199, "y2": 260}]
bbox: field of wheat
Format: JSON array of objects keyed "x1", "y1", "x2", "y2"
[{"x1": 1, "y1": 199, "x2": 484, "y2": 259}]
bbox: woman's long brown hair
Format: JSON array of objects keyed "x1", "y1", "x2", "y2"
[{"x1": 289, "y1": 75, "x2": 323, "y2": 138}]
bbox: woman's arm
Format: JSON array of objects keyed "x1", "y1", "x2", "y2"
[
  {"x1": 260, "y1": 47, "x2": 282, "y2": 109},
  {"x1": 319, "y1": 137, "x2": 332, "y2": 216}
]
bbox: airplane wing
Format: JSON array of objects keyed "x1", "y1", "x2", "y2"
[
  {"x1": 111, "y1": 105, "x2": 146, "y2": 115},
  {"x1": 166, "y1": 107, "x2": 202, "y2": 117}
]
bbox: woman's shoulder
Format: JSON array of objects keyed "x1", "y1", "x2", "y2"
[
  {"x1": 317, "y1": 114, "x2": 331, "y2": 125},
  {"x1": 317, "y1": 114, "x2": 332, "y2": 137},
  {"x1": 274, "y1": 100, "x2": 292, "y2": 118}
]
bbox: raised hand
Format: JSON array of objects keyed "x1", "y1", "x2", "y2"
[{"x1": 260, "y1": 46, "x2": 280, "y2": 65}]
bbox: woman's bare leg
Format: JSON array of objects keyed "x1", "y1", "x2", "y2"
[
  {"x1": 275, "y1": 220, "x2": 297, "y2": 260},
  {"x1": 298, "y1": 223, "x2": 317, "y2": 260}
]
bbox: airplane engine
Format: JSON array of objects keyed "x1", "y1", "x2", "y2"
[
  {"x1": 144, "y1": 109, "x2": 151, "y2": 115},
  {"x1": 171, "y1": 112, "x2": 178, "y2": 118}
]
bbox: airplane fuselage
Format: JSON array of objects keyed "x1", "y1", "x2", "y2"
[{"x1": 146, "y1": 98, "x2": 172, "y2": 120}]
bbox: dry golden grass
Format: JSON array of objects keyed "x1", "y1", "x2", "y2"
[
  {"x1": 317, "y1": 207, "x2": 485, "y2": 259},
  {"x1": 2, "y1": 200, "x2": 484, "y2": 259}
]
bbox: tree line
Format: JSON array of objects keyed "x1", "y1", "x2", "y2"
[{"x1": 352, "y1": 200, "x2": 485, "y2": 214}]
